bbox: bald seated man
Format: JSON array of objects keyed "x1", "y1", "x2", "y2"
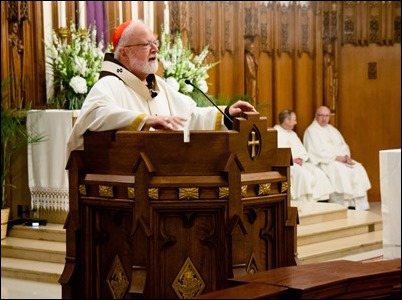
[
  {"x1": 303, "y1": 106, "x2": 371, "y2": 210},
  {"x1": 67, "y1": 19, "x2": 255, "y2": 158}
]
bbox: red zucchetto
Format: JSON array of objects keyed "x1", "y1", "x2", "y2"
[{"x1": 112, "y1": 20, "x2": 131, "y2": 49}]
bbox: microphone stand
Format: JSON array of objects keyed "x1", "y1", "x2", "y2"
[{"x1": 185, "y1": 80, "x2": 233, "y2": 124}]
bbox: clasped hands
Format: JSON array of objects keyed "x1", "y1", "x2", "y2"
[
  {"x1": 143, "y1": 100, "x2": 256, "y2": 131},
  {"x1": 336, "y1": 155, "x2": 355, "y2": 165},
  {"x1": 293, "y1": 157, "x2": 304, "y2": 166}
]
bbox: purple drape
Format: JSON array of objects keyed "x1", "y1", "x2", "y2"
[{"x1": 86, "y1": 1, "x2": 109, "y2": 47}]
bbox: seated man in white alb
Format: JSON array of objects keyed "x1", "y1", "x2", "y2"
[
  {"x1": 303, "y1": 106, "x2": 371, "y2": 210},
  {"x1": 274, "y1": 109, "x2": 334, "y2": 203}
]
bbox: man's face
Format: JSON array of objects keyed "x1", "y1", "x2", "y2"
[
  {"x1": 316, "y1": 108, "x2": 331, "y2": 126},
  {"x1": 121, "y1": 24, "x2": 159, "y2": 79},
  {"x1": 284, "y1": 112, "x2": 297, "y2": 130}
]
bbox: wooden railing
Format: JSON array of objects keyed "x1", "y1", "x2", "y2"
[{"x1": 195, "y1": 259, "x2": 401, "y2": 299}]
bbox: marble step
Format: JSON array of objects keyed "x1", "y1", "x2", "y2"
[
  {"x1": 297, "y1": 230, "x2": 383, "y2": 265},
  {"x1": 1, "y1": 257, "x2": 64, "y2": 284},
  {"x1": 8, "y1": 223, "x2": 65, "y2": 242},
  {"x1": 292, "y1": 201, "x2": 348, "y2": 225},
  {"x1": 1, "y1": 236, "x2": 66, "y2": 264},
  {"x1": 1, "y1": 223, "x2": 66, "y2": 284},
  {"x1": 297, "y1": 209, "x2": 383, "y2": 246}
]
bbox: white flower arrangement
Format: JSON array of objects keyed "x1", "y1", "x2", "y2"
[
  {"x1": 45, "y1": 21, "x2": 112, "y2": 109},
  {"x1": 157, "y1": 31, "x2": 219, "y2": 106}
]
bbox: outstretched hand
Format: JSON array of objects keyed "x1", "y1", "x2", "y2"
[{"x1": 228, "y1": 100, "x2": 256, "y2": 117}]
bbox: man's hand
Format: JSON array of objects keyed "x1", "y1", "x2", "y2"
[
  {"x1": 336, "y1": 155, "x2": 355, "y2": 165},
  {"x1": 228, "y1": 100, "x2": 256, "y2": 117},
  {"x1": 143, "y1": 115, "x2": 186, "y2": 131},
  {"x1": 293, "y1": 157, "x2": 303, "y2": 166}
]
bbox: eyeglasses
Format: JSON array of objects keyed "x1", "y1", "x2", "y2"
[
  {"x1": 124, "y1": 40, "x2": 160, "y2": 49},
  {"x1": 317, "y1": 114, "x2": 330, "y2": 117}
]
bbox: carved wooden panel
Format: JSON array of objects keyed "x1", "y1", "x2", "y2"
[
  {"x1": 7, "y1": 1, "x2": 29, "y2": 22},
  {"x1": 259, "y1": 2, "x2": 273, "y2": 55},
  {"x1": 170, "y1": 1, "x2": 188, "y2": 37},
  {"x1": 204, "y1": 1, "x2": 217, "y2": 56},
  {"x1": 221, "y1": 1, "x2": 234, "y2": 56},
  {"x1": 368, "y1": 1, "x2": 382, "y2": 45},
  {"x1": 187, "y1": 1, "x2": 198, "y2": 51},
  {"x1": 392, "y1": 1, "x2": 401, "y2": 44},
  {"x1": 341, "y1": 1, "x2": 401, "y2": 46},
  {"x1": 3, "y1": 1, "x2": 46, "y2": 110},
  {"x1": 244, "y1": 2, "x2": 259, "y2": 38},
  {"x1": 342, "y1": 1, "x2": 357, "y2": 45},
  {"x1": 276, "y1": 2, "x2": 292, "y2": 57},
  {"x1": 233, "y1": 198, "x2": 286, "y2": 275},
  {"x1": 296, "y1": 2, "x2": 314, "y2": 57},
  {"x1": 154, "y1": 207, "x2": 226, "y2": 298}
]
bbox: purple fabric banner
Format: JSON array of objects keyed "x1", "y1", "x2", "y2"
[{"x1": 86, "y1": 1, "x2": 109, "y2": 47}]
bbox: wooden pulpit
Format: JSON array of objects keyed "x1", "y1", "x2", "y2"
[{"x1": 60, "y1": 112, "x2": 298, "y2": 299}]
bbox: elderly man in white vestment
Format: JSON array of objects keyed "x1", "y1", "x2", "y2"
[
  {"x1": 274, "y1": 110, "x2": 334, "y2": 203},
  {"x1": 303, "y1": 106, "x2": 371, "y2": 210},
  {"x1": 66, "y1": 19, "x2": 255, "y2": 158}
]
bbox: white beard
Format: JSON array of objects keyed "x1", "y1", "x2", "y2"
[{"x1": 131, "y1": 58, "x2": 158, "y2": 75}]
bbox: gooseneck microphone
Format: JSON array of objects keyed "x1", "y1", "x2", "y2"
[{"x1": 185, "y1": 80, "x2": 233, "y2": 124}]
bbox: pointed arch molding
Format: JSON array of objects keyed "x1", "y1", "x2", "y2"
[
  {"x1": 169, "y1": 1, "x2": 400, "y2": 59},
  {"x1": 7, "y1": 1, "x2": 29, "y2": 22}
]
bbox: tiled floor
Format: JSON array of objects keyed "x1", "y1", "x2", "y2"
[{"x1": 0, "y1": 202, "x2": 386, "y2": 299}]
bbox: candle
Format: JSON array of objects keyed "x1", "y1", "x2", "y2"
[
  {"x1": 58, "y1": 1, "x2": 66, "y2": 28},
  {"x1": 164, "y1": 1, "x2": 170, "y2": 33},
  {"x1": 79, "y1": 1, "x2": 86, "y2": 28}
]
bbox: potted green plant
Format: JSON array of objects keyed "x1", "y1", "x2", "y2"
[{"x1": 1, "y1": 80, "x2": 45, "y2": 239}]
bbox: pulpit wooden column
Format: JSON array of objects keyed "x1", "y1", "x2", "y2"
[{"x1": 60, "y1": 112, "x2": 297, "y2": 299}]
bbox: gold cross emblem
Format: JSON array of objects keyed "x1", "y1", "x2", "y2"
[{"x1": 248, "y1": 130, "x2": 260, "y2": 158}]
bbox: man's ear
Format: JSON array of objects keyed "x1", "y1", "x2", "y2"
[{"x1": 120, "y1": 48, "x2": 129, "y2": 61}]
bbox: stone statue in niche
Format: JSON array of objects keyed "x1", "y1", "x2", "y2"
[
  {"x1": 9, "y1": 21, "x2": 24, "y2": 107},
  {"x1": 244, "y1": 36, "x2": 258, "y2": 106},
  {"x1": 323, "y1": 41, "x2": 337, "y2": 112}
]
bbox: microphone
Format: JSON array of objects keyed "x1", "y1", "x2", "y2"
[
  {"x1": 146, "y1": 74, "x2": 159, "y2": 98},
  {"x1": 149, "y1": 90, "x2": 158, "y2": 98},
  {"x1": 185, "y1": 80, "x2": 233, "y2": 124}
]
